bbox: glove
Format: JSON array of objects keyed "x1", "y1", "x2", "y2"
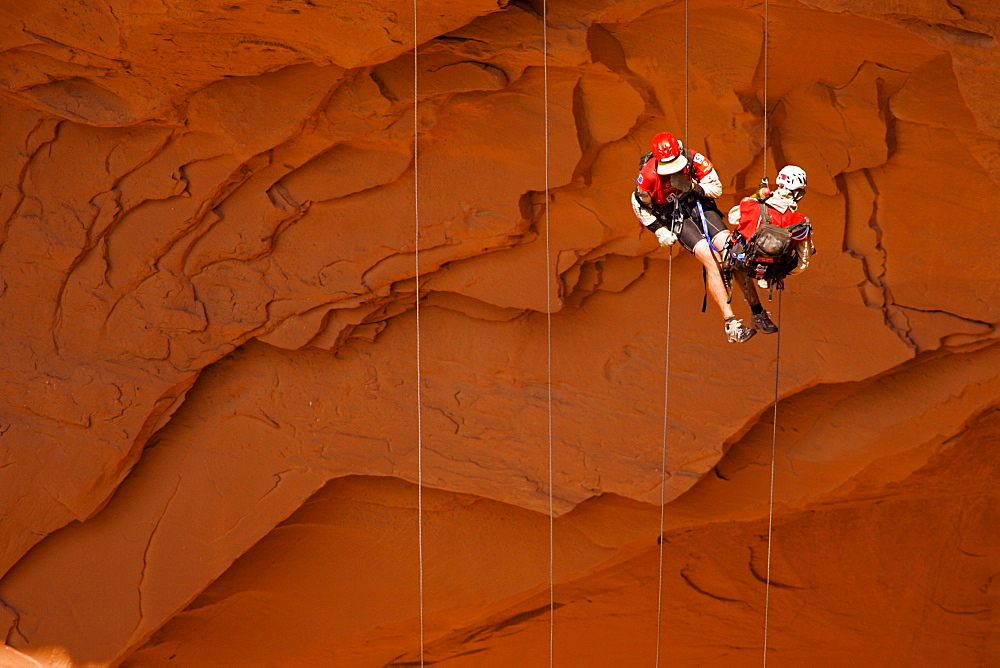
[
  {"x1": 655, "y1": 227, "x2": 677, "y2": 247},
  {"x1": 670, "y1": 172, "x2": 692, "y2": 193}
]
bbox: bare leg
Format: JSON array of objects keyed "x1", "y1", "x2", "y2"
[{"x1": 692, "y1": 233, "x2": 735, "y2": 320}]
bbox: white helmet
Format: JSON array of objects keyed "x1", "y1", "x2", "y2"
[{"x1": 775, "y1": 165, "x2": 807, "y2": 191}]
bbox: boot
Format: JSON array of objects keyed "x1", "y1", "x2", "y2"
[{"x1": 752, "y1": 310, "x2": 778, "y2": 334}]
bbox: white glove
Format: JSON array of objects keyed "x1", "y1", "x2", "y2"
[{"x1": 655, "y1": 227, "x2": 677, "y2": 246}]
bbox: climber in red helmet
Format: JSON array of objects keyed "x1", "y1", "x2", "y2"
[
  {"x1": 632, "y1": 131, "x2": 755, "y2": 343},
  {"x1": 724, "y1": 165, "x2": 815, "y2": 334}
]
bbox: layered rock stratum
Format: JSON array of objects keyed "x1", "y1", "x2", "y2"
[{"x1": 0, "y1": 0, "x2": 997, "y2": 665}]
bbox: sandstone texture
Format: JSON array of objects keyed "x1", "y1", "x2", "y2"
[{"x1": 0, "y1": 0, "x2": 997, "y2": 665}]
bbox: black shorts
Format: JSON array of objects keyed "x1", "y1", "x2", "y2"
[
  {"x1": 658, "y1": 198, "x2": 727, "y2": 252},
  {"x1": 677, "y1": 207, "x2": 726, "y2": 252}
]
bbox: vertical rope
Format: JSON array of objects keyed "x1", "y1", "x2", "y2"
[
  {"x1": 762, "y1": 292, "x2": 781, "y2": 666},
  {"x1": 762, "y1": 0, "x2": 769, "y2": 178},
  {"x1": 760, "y1": 2, "x2": 776, "y2": 666},
  {"x1": 542, "y1": 2, "x2": 554, "y2": 666},
  {"x1": 412, "y1": 2, "x2": 425, "y2": 665},
  {"x1": 656, "y1": 5, "x2": 687, "y2": 665},
  {"x1": 684, "y1": 0, "x2": 689, "y2": 145},
  {"x1": 654, "y1": 251, "x2": 674, "y2": 667}
]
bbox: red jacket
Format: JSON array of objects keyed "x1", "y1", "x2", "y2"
[
  {"x1": 733, "y1": 197, "x2": 810, "y2": 242},
  {"x1": 636, "y1": 150, "x2": 718, "y2": 205}
]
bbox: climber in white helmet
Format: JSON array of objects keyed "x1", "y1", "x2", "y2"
[
  {"x1": 632, "y1": 131, "x2": 756, "y2": 344},
  {"x1": 725, "y1": 165, "x2": 815, "y2": 334}
]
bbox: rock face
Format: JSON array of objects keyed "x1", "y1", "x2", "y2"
[{"x1": 0, "y1": 0, "x2": 997, "y2": 665}]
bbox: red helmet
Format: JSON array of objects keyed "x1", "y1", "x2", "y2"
[
  {"x1": 650, "y1": 132, "x2": 687, "y2": 175},
  {"x1": 651, "y1": 132, "x2": 681, "y2": 161}
]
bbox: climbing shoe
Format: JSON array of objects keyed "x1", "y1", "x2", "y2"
[
  {"x1": 752, "y1": 310, "x2": 778, "y2": 334},
  {"x1": 724, "y1": 317, "x2": 757, "y2": 343}
]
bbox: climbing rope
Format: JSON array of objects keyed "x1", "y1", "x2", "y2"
[
  {"x1": 654, "y1": 1, "x2": 688, "y2": 664},
  {"x1": 681, "y1": 0, "x2": 691, "y2": 183},
  {"x1": 654, "y1": 249, "x2": 674, "y2": 666},
  {"x1": 412, "y1": 2, "x2": 425, "y2": 665},
  {"x1": 761, "y1": 2, "x2": 779, "y2": 665},
  {"x1": 542, "y1": 0, "x2": 555, "y2": 664},
  {"x1": 762, "y1": 294, "x2": 781, "y2": 666},
  {"x1": 762, "y1": 0, "x2": 769, "y2": 179}
]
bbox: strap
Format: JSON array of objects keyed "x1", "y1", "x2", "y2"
[
  {"x1": 759, "y1": 201, "x2": 772, "y2": 226},
  {"x1": 694, "y1": 198, "x2": 725, "y2": 253},
  {"x1": 683, "y1": 147, "x2": 698, "y2": 181},
  {"x1": 635, "y1": 188, "x2": 656, "y2": 213},
  {"x1": 787, "y1": 220, "x2": 811, "y2": 239},
  {"x1": 701, "y1": 266, "x2": 708, "y2": 313},
  {"x1": 721, "y1": 238, "x2": 735, "y2": 305},
  {"x1": 635, "y1": 189, "x2": 672, "y2": 224}
]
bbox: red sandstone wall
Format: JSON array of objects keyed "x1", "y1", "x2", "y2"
[{"x1": 0, "y1": 0, "x2": 997, "y2": 665}]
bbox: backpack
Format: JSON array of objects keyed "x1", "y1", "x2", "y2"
[{"x1": 728, "y1": 205, "x2": 807, "y2": 282}]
